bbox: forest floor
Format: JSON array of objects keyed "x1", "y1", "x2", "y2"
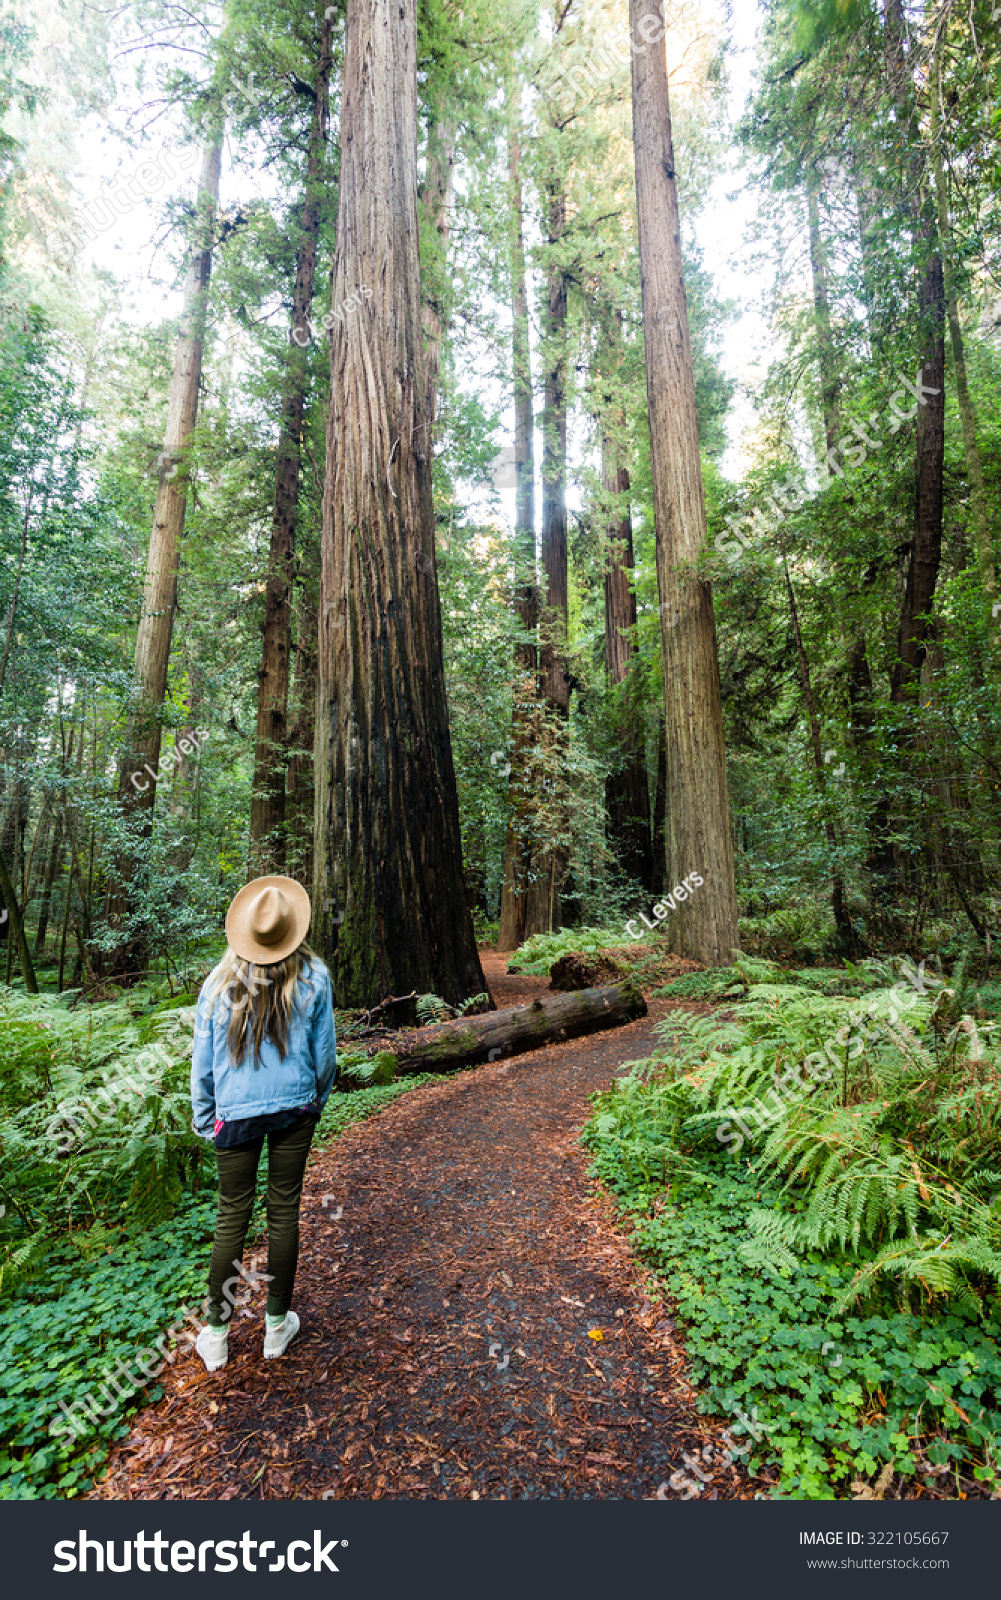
[{"x1": 86, "y1": 951, "x2": 756, "y2": 1502}]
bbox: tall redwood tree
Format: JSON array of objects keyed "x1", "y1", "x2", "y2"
[
  {"x1": 249, "y1": 10, "x2": 334, "y2": 877},
  {"x1": 107, "y1": 118, "x2": 223, "y2": 976},
  {"x1": 600, "y1": 306, "x2": 652, "y2": 891},
  {"x1": 629, "y1": 0, "x2": 737, "y2": 964},
  {"x1": 314, "y1": 0, "x2": 485, "y2": 1006},
  {"x1": 497, "y1": 93, "x2": 539, "y2": 953}
]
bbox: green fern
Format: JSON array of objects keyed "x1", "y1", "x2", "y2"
[
  {"x1": 416, "y1": 993, "x2": 453, "y2": 1025},
  {"x1": 605, "y1": 967, "x2": 1001, "y2": 1307}
]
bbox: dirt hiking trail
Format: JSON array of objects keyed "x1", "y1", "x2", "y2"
[{"x1": 90, "y1": 953, "x2": 748, "y2": 1501}]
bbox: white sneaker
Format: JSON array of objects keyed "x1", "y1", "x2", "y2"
[
  {"x1": 263, "y1": 1310, "x2": 300, "y2": 1359},
  {"x1": 195, "y1": 1325, "x2": 229, "y2": 1372}
]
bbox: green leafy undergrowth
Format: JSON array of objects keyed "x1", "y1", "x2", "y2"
[
  {"x1": 0, "y1": 1073, "x2": 431, "y2": 1500},
  {"x1": 0, "y1": 989, "x2": 212, "y2": 1298},
  {"x1": 507, "y1": 924, "x2": 634, "y2": 974},
  {"x1": 654, "y1": 966, "x2": 743, "y2": 1000},
  {"x1": 0, "y1": 1192, "x2": 218, "y2": 1499},
  {"x1": 584, "y1": 956, "x2": 1001, "y2": 1497},
  {"x1": 646, "y1": 964, "x2": 1001, "y2": 1306},
  {"x1": 581, "y1": 1139, "x2": 1001, "y2": 1499}
]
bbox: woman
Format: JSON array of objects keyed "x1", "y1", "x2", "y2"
[{"x1": 190, "y1": 876, "x2": 336, "y2": 1372}]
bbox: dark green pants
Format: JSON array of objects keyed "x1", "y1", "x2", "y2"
[{"x1": 207, "y1": 1115, "x2": 315, "y2": 1326}]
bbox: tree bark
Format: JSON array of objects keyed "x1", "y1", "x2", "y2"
[
  {"x1": 650, "y1": 713, "x2": 666, "y2": 895},
  {"x1": 249, "y1": 17, "x2": 333, "y2": 876},
  {"x1": 891, "y1": 228, "x2": 945, "y2": 706},
  {"x1": 781, "y1": 559, "x2": 854, "y2": 952},
  {"x1": 0, "y1": 844, "x2": 37, "y2": 992},
  {"x1": 497, "y1": 98, "x2": 539, "y2": 953},
  {"x1": 420, "y1": 106, "x2": 456, "y2": 432},
  {"x1": 858, "y1": 1, "x2": 946, "y2": 931},
  {"x1": 107, "y1": 122, "x2": 223, "y2": 971},
  {"x1": 523, "y1": 169, "x2": 570, "y2": 938},
  {"x1": 167, "y1": 658, "x2": 204, "y2": 874},
  {"x1": 538, "y1": 177, "x2": 569, "y2": 721},
  {"x1": 601, "y1": 309, "x2": 652, "y2": 889},
  {"x1": 807, "y1": 158, "x2": 884, "y2": 938},
  {"x1": 286, "y1": 587, "x2": 318, "y2": 888},
  {"x1": 883, "y1": 0, "x2": 946, "y2": 711},
  {"x1": 806, "y1": 172, "x2": 841, "y2": 455},
  {"x1": 35, "y1": 808, "x2": 65, "y2": 957},
  {"x1": 23, "y1": 798, "x2": 50, "y2": 917},
  {"x1": 383, "y1": 979, "x2": 647, "y2": 1074},
  {"x1": 629, "y1": 0, "x2": 738, "y2": 965},
  {"x1": 36, "y1": 705, "x2": 76, "y2": 957},
  {"x1": 0, "y1": 487, "x2": 32, "y2": 697},
  {"x1": 314, "y1": 0, "x2": 485, "y2": 1007},
  {"x1": 929, "y1": 52, "x2": 995, "y2": 598}
]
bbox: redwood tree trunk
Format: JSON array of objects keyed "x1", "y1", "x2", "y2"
[
  {"x1": 314, "y1": 0, "x2": 485, "y2": 1007},
  {"x1": 249, "y1": 17, "x2": 332, "y2": 876},
  {"x1": 168, "y1": 658, "x2": 204, "y2": 874},
  {"x1": 0, "y1": 844, "x2": 37, "y2": 992},
  {"x1": 629, "y1": 0, "x2": 738, "y2": 964},
  {"x1": 929, "y1": 50, "x2": 995, "y2": 599},
  {"x1": 107, "y1": 124, "x2": 223, "y2": 972},
  {"x1": 420, "y1": 107, "x2": 456, "y2": 433},
  {"x1": 523, "y1": 172, "x2": 569, "y2": 939},
  {"x1": 538, "y1": 178, "x2": 569, "y2": 722},
  {"x1": 34, "y1": 806, "x2": 65, "y2": 957},
  {"x1": 891, "y1": 233, "x2": 945, "y2": 707},
  {"x1": 781, "y1": 560, "x2": 854, "y2": 952},
  {"x1": 870, "y1": 0, "x2": 947, "y2": 930},
  {"x1": 601, "y1": 308, "x2": 652, "y2": 890},
  {"x1": 497, "y1": 102, "x2": 538, "y2": 953},
  {"x1": 806, "y1": 171, "x2": 841, "y2": 457},
  {"x1": 286, "y1": 589, "x2": 317, "y2": 888},
  {"x1": 651, "y1": 713, "x2": 666, "y2": 895}
]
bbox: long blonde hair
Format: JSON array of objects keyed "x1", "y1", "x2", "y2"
[{"x1": 205, "y1": 942, "x2": 318, "y2": 1066}]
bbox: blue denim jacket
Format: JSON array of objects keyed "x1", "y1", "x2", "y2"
[{"x1": 190, "y1": 958, "x2": 337, "y2": 1139}]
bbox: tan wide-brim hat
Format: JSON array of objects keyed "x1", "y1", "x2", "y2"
[{"x1": 225, "y1": 875, "x2": 311, "y2": 965}]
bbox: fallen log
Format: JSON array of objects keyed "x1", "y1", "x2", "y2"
[{"x1": 379, "y1": 980, "x2": 647, "y2": 1076}]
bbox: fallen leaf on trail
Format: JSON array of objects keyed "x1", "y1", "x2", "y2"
[{"x1": 588, "y1": 1329, "x2": 604, "y2": 1341}]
